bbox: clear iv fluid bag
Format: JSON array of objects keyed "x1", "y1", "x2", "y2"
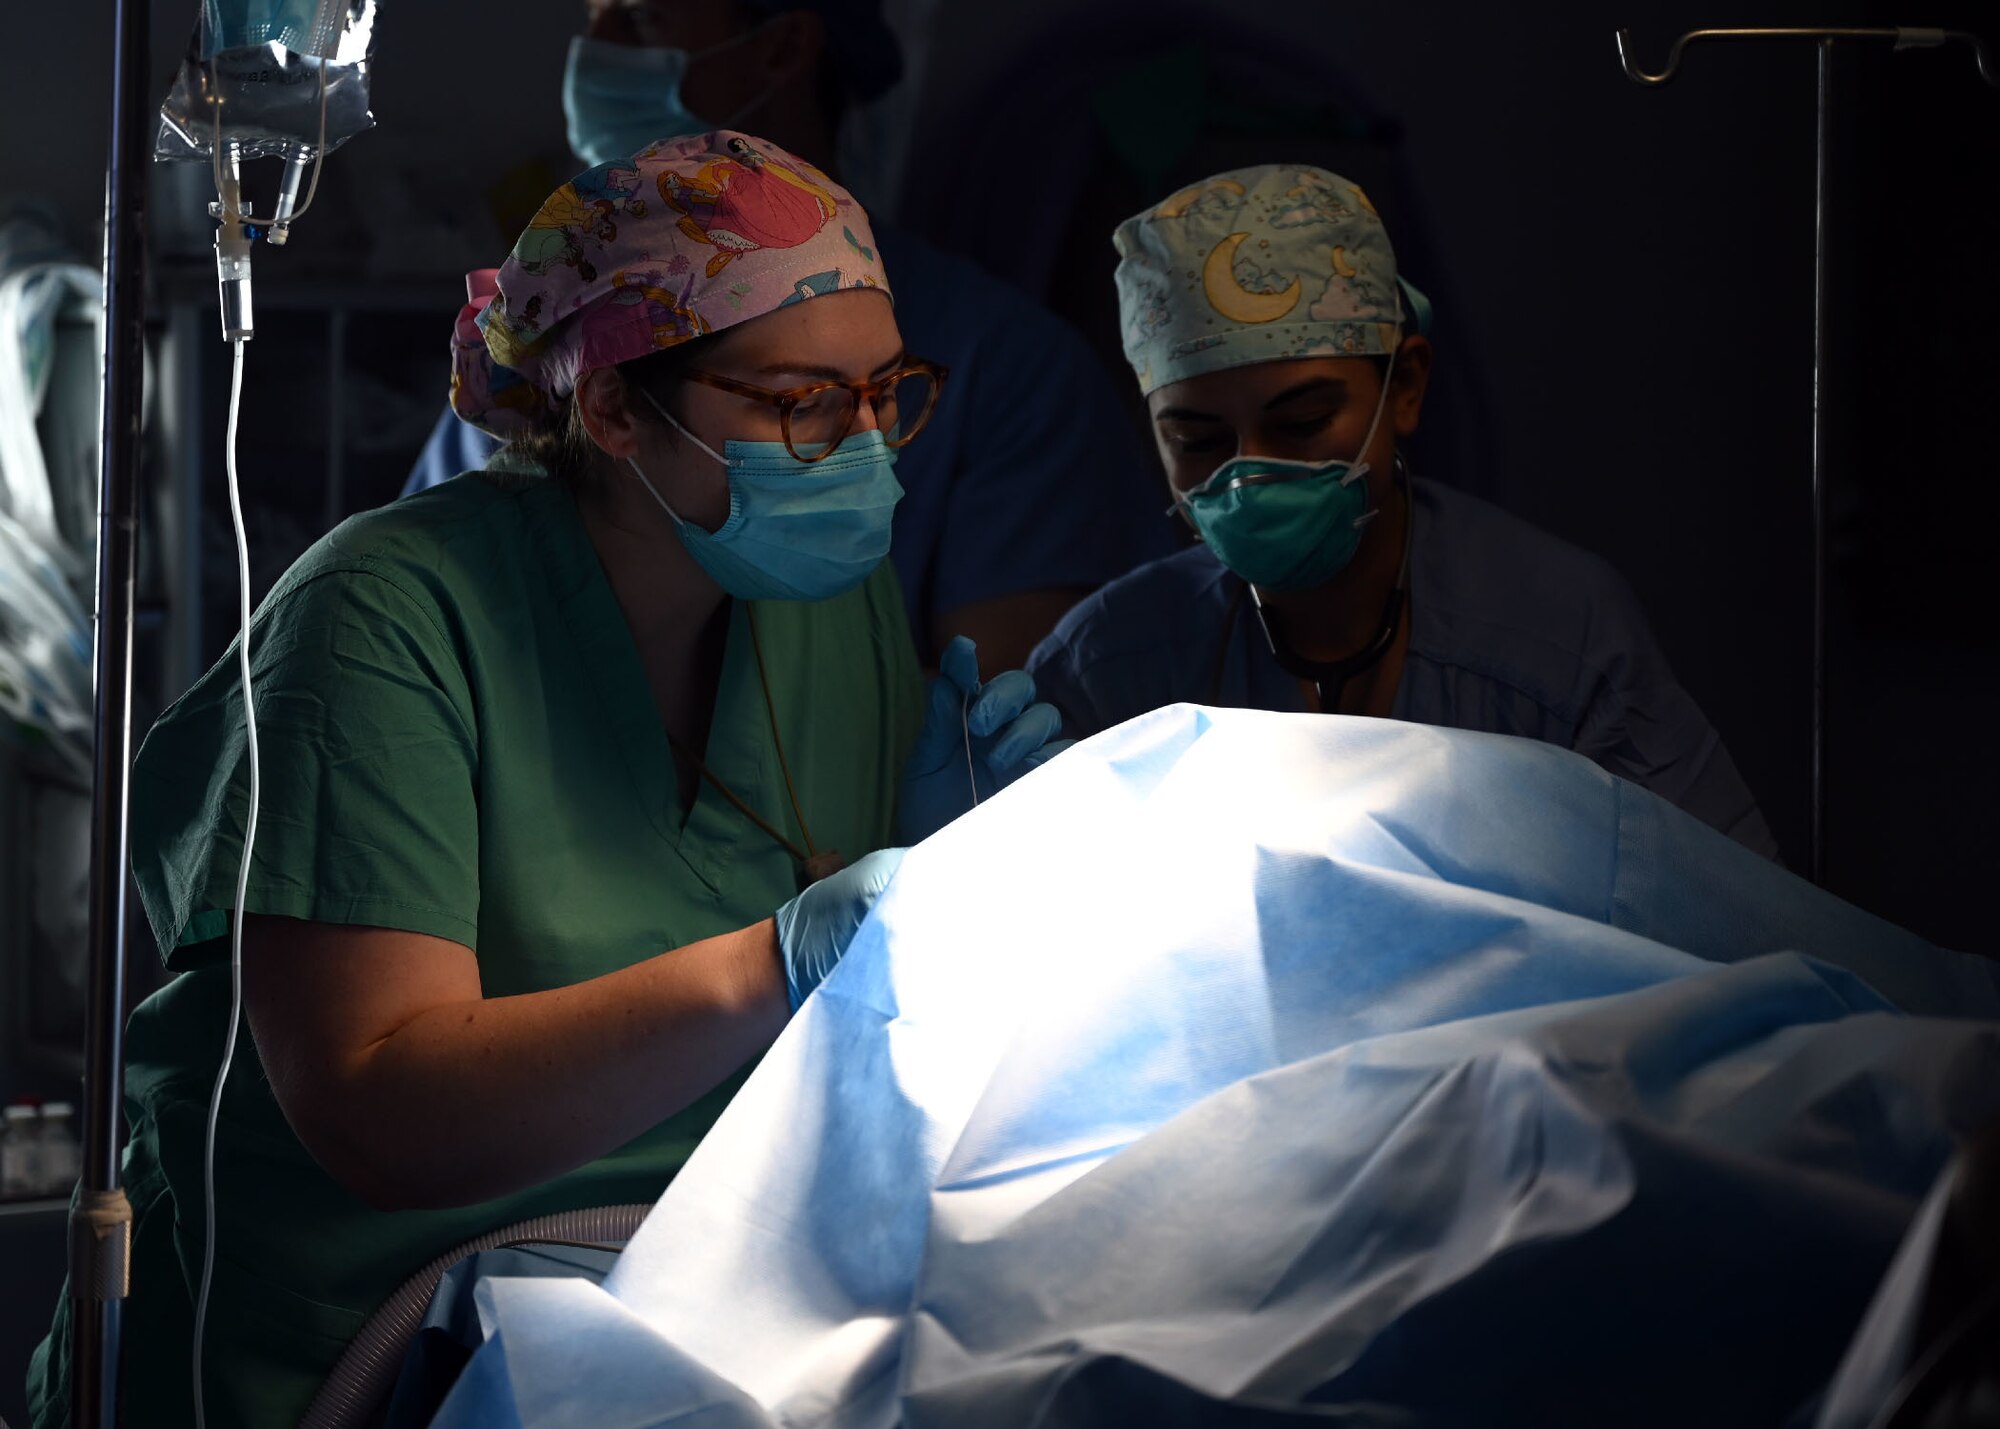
[
  {"x1": 155, "y1": 0, "x2": 379, "y2": 163},
  {"x1": 201, "y1": 0, "x2": 354, "y2": 58}
]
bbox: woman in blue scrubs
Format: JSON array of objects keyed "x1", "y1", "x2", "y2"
[{"x1": 1027, "y1": 164, "x2": 1778, "y2": 857}]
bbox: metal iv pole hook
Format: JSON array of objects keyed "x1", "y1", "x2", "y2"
[{"x1": 1615, "y1": 26, "x2": 1998, "y2": 88}]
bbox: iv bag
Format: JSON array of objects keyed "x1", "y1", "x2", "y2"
[
  {"x1": 154, "y1": 0, "x2": 379, "y2": 163},
  {"x1": 200, "y1": 0, "x2": 357, "y2": 57}
]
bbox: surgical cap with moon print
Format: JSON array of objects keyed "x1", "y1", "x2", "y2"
[{"x1": 1113, "y1": 164, "x2": 1404, "y2": 396}]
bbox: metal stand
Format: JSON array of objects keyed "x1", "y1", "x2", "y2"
[
  {"x1": 71, "y1": 0, "x2": 151, "y2": 1421},
  {"x1": 1615, "y1": 25, "x2": 1997, "y2": 885}
]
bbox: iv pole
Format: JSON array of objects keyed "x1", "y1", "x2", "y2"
[
  {"x1": 72, "y1": 0, "x2": 152, "y2": 1419},
  {"x1": 1614, "y1": 26, "x2": 1997, "y2": 886}
]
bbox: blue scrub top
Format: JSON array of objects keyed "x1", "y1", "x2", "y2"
[
  {"x1": 405, "y1": 227, "x2": 1177, "y2": 653},
  {"x1": 1028, "y1": 477, "x2": 1781, "y2": 859}
]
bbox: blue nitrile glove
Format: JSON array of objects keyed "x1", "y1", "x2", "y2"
[
  {"x1": 773, "y1": 847, "x2": 906, "y2": 1011},
  {"x1": 897, "y1": 636, "x2": 1073, "y2": 845}
]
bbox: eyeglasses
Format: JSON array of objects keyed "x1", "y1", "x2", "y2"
[{"x1": 677, "y1": 359, "x2": 949, "y2": 463}]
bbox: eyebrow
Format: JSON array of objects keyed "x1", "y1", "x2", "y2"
[
  {"x1": 753, "y1": 351, "x2": 907, "y2": 382},
  {"x1": 1155, "y1": 377, "x2": 1351, "y2": 425},
  {"x1": 1261, "y1": 377, "x2": 1349, "y2": 410},
  {"x1": 1153, "y1": 404, "x2": 1222, "y2": 424}
]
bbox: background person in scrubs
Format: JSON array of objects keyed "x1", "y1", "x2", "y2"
[
  {"x1": 402, "y1": 0, "x2": 1175, "y2": 675},
  {"x1": 28, "y1": 132, "x2": 1062, "y2": 1429},
  {"x1": 1028, "y1": 164, "x2": 1778, "y2": 858}
]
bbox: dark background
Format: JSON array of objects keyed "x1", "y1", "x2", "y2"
[{"x1": 1, "y1": 1, "x2": 1996, "y2": 1421}]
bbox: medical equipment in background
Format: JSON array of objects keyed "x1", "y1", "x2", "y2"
[
  {"x1": 155, "y1": 0, "x2": 379, "y2": 338},
  {"x1": 70, "y1": 2, "x2": 378, "y2": 1426},
  {"x1": 1613, "y1": 26, "x2": 1998, "y2": 886},
  {"x1": 0, "y1": 1101, "x2": 43, "y2": 1196},
  {"x1": 0, "y1": 216, "x2": 109, "y2": 781},
  {"x1": 68, "y1": 1, "x2": 151, "y2": 1419},
  {"x1": 0, "y1": 1099, "x2": 83, "y2": 1200},
  {"x1": 297, "y1": 1205, "x2": 654, "y2": 1429}
]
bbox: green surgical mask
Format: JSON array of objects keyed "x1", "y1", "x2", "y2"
[{"x1": 1172, "y1": 367, "x2": 1396, "y2": 592}]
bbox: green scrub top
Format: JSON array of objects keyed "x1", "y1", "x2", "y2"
[{"x1": 28, "y1": 471, "x2": 924, "y2": 1429}]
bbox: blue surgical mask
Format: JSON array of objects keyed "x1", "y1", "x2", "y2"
[
  {"x1": 562, "y1": 33, "x2": 770, "y2": 169},
  {"x1": 1173, "y1": 364, "x2": 1397, "y2": 592},
  {"x1": 626, "y1": 392, "x2": 904, "y2": 602}
]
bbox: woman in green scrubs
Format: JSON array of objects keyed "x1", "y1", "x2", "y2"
[{"x1": 29, "y1": 131, "x2": 1063, "y2": 1429}]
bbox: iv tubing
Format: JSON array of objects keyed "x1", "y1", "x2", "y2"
[{"x1": 191, "y1": 336, "x2": 258, "y2": 1429}]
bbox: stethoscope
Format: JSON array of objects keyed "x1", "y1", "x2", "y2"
[{"x1": 1205, "y1": 454, "x2": 1415, "y2": 715}]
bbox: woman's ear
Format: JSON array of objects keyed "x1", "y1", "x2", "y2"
[
  {"x1": 575, "y1": 368, "x2": 645, "y2": 460},
  {"x1": 1389, "y1": 335, "x2": 1434, "y2": 439},
  {"x1": 754, "y1": 9, "x2": 826, "y2": 88}
]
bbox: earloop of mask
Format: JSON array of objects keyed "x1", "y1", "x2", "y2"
[
  {"x1": 621, "y1": 389, "x2": 720, "y2": 529},
  {"x1": 640, "y1": 388, "x2": 727, "y2": 467},
  {"x1": 1314, "y1": 282, "x2": 1404, "y2": 497},
  {"x1": 626, "y1": 454, "x2": 690, "y2": 529}
]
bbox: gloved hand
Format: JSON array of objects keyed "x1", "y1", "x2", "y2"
[
  {"x1": 897, "y1": 636, "x2": 1072, "y2": 845},
  {"x1": 773, "y1": 847, "x2": 906, "y2": 1011}
]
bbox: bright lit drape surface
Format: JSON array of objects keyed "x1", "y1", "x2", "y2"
[{"x1": 432, "y1": 707, "x2": 2000, "y2": 1429}]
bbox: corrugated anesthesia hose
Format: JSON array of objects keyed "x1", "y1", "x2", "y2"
[{"x1": 298, "y1": 1204, "x2": 654, "y2": 1429}]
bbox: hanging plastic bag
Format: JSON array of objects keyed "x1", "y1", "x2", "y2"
[
  {"x1": 0, "y1": 261, "x2": 102, "y2": 561},
  {"x1": 154, "y1": 0, "x2": 379, "y2": 164}
]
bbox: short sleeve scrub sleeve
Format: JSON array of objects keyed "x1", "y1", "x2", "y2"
[{"x1": 28, "y1": 471, "x2": 923, "y2": 1429}]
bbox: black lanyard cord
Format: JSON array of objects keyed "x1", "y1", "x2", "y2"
[
  {"x1": 1207, "y1": 464, "x2": 1414, "y2": 713},
  {"x1": 665, "y1": 604, "x2": 844, "y2": 886}
]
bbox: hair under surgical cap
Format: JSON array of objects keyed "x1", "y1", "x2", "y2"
[
  {"x1": 450, "y1": 130, "x2": 891, "y2": 439},
  {"x1": 1113, "y1": 164, "x2": 1404, "y2": 397}
]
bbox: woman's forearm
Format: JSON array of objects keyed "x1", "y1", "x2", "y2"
[{"x1": 253, "y1": 919, "x2": 790, "y2": 1210}]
